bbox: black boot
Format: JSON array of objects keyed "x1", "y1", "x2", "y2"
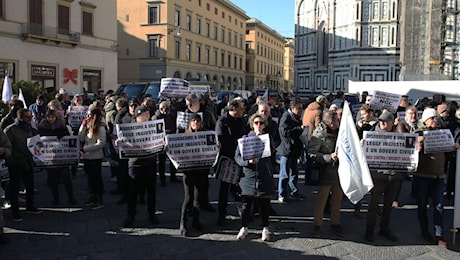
[{"x1": 192, "y1": 207, "x2": 204, "y2": 231}]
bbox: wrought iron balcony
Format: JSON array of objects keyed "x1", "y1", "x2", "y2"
[{"x1": 22, "y1": 23, "x2": 81, "y2": 46}]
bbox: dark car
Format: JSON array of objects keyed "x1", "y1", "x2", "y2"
[{"x1": 115, "y1": 82, "x2": 161, "y2": 103}]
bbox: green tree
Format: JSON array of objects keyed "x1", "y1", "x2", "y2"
[{"x1": 11, "y1": 80, "x2": 56, "y2": 108}]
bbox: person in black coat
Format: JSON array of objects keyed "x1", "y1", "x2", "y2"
[
  {"x1": 38, "y1": 110, "x2": 77, "y2": 205},
  {"x1": 234, "y1": 113, "x2": 275, "y2": 242}
]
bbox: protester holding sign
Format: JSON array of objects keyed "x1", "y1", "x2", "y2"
[
  {"x1": 308, "y1": 110, "x2": 345, "y2": 238},
  {"x1": 363, "y1": 110, "x2": 401, "y2": 242},
  {"x1": 216, "y1": 98, "x2": 248, "y2": 226},
  {"x1": 177, "y1": 113, "x2": 213, "y2": 236},
  {"x1": 152, "y1": 101, "x2": 179, "y2": 186},
  {"x1": 38, "y1": 110, "x2": 77, "y2": 206},
  {"x1": 414, "y1": 108, "x2": 448, "y2": 247},
  {"x1": 5, "y1": 108, "x2": 42, "y2": 222},
  {"x1": 234, "y1": 114, "x2": 275, "y2": 242},
  {"x1": 78, "y1": 108, "x2": 106, "y2": 210},
  {"x1": 121, "y1": 106, "x2": 160, "y2": 228}
]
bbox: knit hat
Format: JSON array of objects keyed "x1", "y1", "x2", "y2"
[
  {"x1": 378, "y1": 111, "x2": 395, "y2": 122},
  {"x1": 134, "y1": 106, "x2": 149, "y2": 117},
  {"x1": 316, "y1": 95, "x2": 326, "y2": 104},
  {"x1": 421, "y1": 108, "x2": 437, "y2": 122}
]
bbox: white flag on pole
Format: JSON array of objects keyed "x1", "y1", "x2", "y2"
[
  {"x1": 18, "y1": 88, "x2": 27, "y2": 108},
  {"x1": 263, "y1": 88, "x2": 269, "y2": 103},
  {"x1": 2, "y1": 73, "x2": 13, "y2": 103},
  {"x1": 336, "y1": 101, "x2": 374, "y2": 204}
]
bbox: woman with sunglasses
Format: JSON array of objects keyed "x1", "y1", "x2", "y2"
[
  {"x1": 234, "y1": 113, "x2": 275, "y2": 241},
  {"x1": 78, "y1": 107, "x2": 106, "y2": 210}
]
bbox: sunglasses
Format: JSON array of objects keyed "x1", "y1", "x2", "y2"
[{"x1": 253, "y1": 121, "x2": 265, "y2": 125}]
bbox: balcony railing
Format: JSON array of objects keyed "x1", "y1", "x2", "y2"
[{"x1": 22, "y1": 23, "x2": 81, "y2": 46}]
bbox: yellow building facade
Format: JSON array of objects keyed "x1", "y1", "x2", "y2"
[
  {"x1": 0, "y1": 0, "x2": 118, "y2": 94},
  {"x1": 117, "y1": 0, "x2": 249, "y2": 91},
  {"x1": 245, "y1": 18, "x2": 285, "y2": 92}
]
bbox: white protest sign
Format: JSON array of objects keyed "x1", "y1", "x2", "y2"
[
  {"x1": 363, "y1": 131, "x2": 419, "y2": 171},
  {"x1": 237, "y1": 135, "x2": 265, "y2": 161},
  {"x1": 116, "y1": 119, "x2": 166, "y2": 159},
  {"x1": 27, "y1": 134, "x2": 45, "y2": 162},
  {"x1": 215, "y1": 155, "x2": 241, "y2": 184},
  {"x1": 189, "y1": 85, "x2": 210, "y2": 96},
  {"x1": 423, "y1": 129, "x2": 454, "y2": 154},
  {"x1": 259, "y1": 134, "x2": 271, "y2": 158},
  {"x1": 27, "y1": 135, "x2": 80, "y2": 166},
  {"x1": 67, "y1": 105, "x2": 88, "y2": 128},
  {"x1": 165, "y1": 130, "x2": 219, "y2": 171},
  {"x1": 176, "y1": 111, "x2": 203, "y2": 130},
  {"x1": 160, "y1": 78, "x2": 190, "y2": 98},
  {"x1": 369, "y1": 90, "x2": 401, "y2": 113}
]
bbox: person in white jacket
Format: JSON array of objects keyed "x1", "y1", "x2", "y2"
[{"x1": 79, "y1": 107, "x2": 106, "y2": 210}]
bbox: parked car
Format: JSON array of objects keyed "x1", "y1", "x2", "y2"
[{"x1": 115, "y1": 82, "x2": 161, "y2": 103}]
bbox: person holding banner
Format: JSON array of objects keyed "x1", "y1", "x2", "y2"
[
  {"x1": 38, "y1": 110, "x2": 77, "y2": 206},
  {"x1": 5, "y1": 108, "x2": 42, "y2": 221},
  {"x1": 308, "y1": 110, "x2": 345, "y2": 238},
  {"x1": 216, "y1": 98, "x2": 248, "y2": 226},
  {"x1": 364, "y1": 110, "x2": 401, "y2": 242},
  {"x1": 78, "y1": 108, "x2": 106, "y2": 210},
  {"x1": 413, "y1": 108, "x2": 448, "y2": 247},
  {"x1": 178, "y1": 113, "x2": 211, "y2": 236},
  {"x1": 234, "y1": 114, "x2": 275, "y2": 241},
  {"x1": 122, "y1": 106, "x2": 159, "y2": 227}
]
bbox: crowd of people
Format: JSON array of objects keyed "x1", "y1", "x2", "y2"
[{"x1": 0, "y1": 88, "x2": 457, "y2": 248}]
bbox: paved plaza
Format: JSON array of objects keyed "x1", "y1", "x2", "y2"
[{"x1": 1, "y1": 164, "x2": 459, "y2": 259}]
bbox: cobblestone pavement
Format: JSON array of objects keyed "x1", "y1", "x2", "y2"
[{"x1": 1, "y1": 164, "x2": 459, "y2": 259}]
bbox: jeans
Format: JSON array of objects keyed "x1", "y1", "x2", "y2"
[
  {"x1": 413, "y1": 176, "x2": 445, "y2": 236},
  {"x1": 278, "y1": 156, "x2": 300, "y2": 199}
]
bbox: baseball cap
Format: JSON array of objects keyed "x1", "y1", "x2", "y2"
[
  {"x1": 378, "y1": 111, "x2": 395, "y2": 122},
  {"x1": 134, "y1": 106, "x2": 150, "y2": 117}
]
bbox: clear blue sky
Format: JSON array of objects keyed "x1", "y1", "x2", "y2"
[{"x1": 230, "y1": 0, "x2": 295, "y2": 38}]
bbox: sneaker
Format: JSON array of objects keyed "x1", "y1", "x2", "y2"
[
  {"x1": 2, "y1": 201, "x2": 11, "y2": 210},
  {"x1": 365, "y1": 229, "x2": 375, "y2": 242},
  {"x1": 290, "y1": 193, "x2": 306, "y2": 200},
  {"x1": 91, "y1": 201, "x2": 104, "y2": 210},
  {"x1": 278, "y1": 197, "x2": 286, "y2": 203},
  {"x1": 261, "y1": 227, "x2": 270, "y2": 241},
  {"x1": 12, "y1": 213, "x2": 23, "y2": 222},
  {"x1": 236, "y1": 227, "x2": 249, "y2": 240},
  {"x1": 313, "y1": 226, "x2": 321, "y2": 238},
  {"x1": 331, "y1": 224, "x2": 346, "y2": 238},
  {"x1": 379, "y1": 229, "x2": 398, "y2": 242},
  {"x1": 123, "y1": 215, "x2": 134, "y2": 228},
  {"x1": 25, "y1": 206, "x2": 43, "y2": 214},
  {"x1": 84, "y1": 196, "x2": 96, "y2": 206}
]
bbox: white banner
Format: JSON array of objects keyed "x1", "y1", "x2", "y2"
[
  {"x1": 237, "y1": 134, "x2": 267, "y2": 161},
  {"x1": 176, "y1": 111, "x2": 203, "y2": 131},
  {"x1": 423, "y1": 129, "x2": 455, "y2": 154},
  {"x1": 369, "y1": 90, "x2": 401, "y2": 113},
  {"x1": 215, "y1": 156, "x2": 241, "y2": 184},
  {"x1": 363, "y1": 131, "x2": 419, "y2": 171},
  {"x1": 160, "y1": 78, "x2": 190, "y2": 98},
  {"x1": 67, "y1": 105, "x2": 89, "y2": 128},
  {"x1": 116, "y1": 119, "x2": 165, "y2": 158},
  {"x1": 336, "y1": 101, "x2": 374, "y2": 204},
  {"x1": 189, "y1": 85, "x2": 210, "y2": 96},
  {"x1": 166, "y1": 131, "x2": 219, "y2": 171},
  {"x1": 27, "y1": 135, "x2": 80, "y2": 166}
]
